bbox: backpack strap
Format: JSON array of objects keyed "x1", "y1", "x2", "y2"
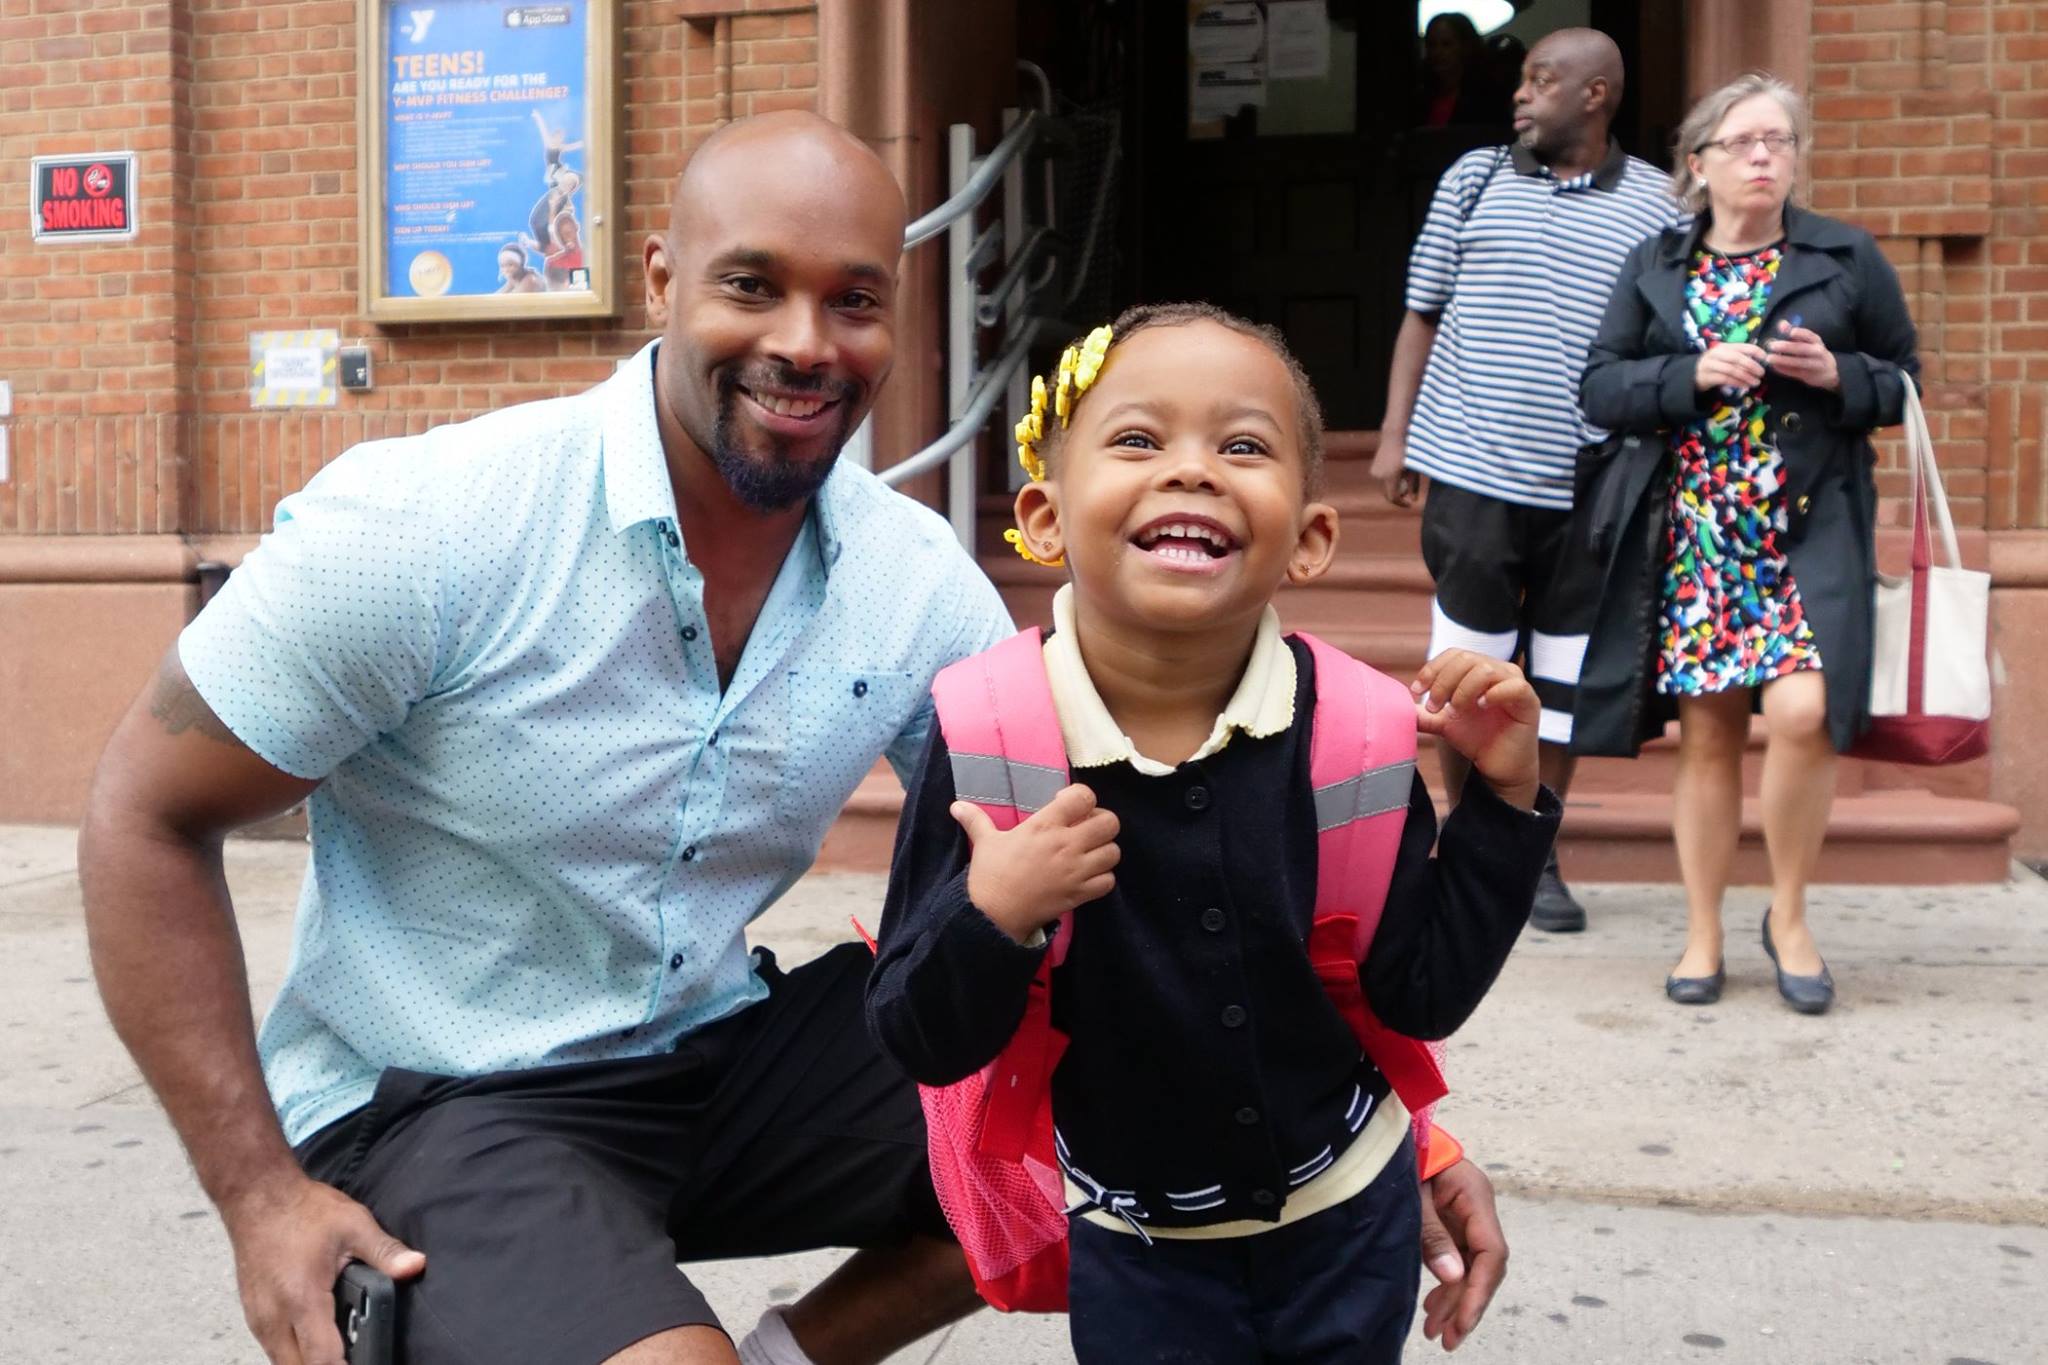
[
  {"x1": 931, "y1": 630, "x2": 1073, "y2": 1160},
  {"x1": 1296, "y1": 633, "x2": 1450, "y2": 1139}
]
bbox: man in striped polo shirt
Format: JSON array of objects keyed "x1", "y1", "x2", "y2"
[{"x1": 1374, "y1": 28, "x2": 1683, "y2": 932}]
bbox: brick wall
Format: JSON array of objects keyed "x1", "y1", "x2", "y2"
[
  {"x1": 0, "y1": 0, "x2": 189, "y2": 536},
  {"x1": 0, "y1": 0, "x2": 820, "y2": 539},
  {"x1": 1806, "y1": 0, "x2": 2048, "y2": 535}
]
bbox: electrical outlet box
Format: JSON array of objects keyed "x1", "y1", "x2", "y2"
[{"x1": 339, "y1": 346, "x2": 373, "y2": 390}]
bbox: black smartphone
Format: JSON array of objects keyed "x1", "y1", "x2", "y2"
[{"x1": 334, "y1": 1262, "x2": 398, "y2": 1365}]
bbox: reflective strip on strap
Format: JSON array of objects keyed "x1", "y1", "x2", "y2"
[
  {"x1": 1312, "y1": 759, "x2": 1416, "y2": 832},
  {"x1": 949, "y1": 751, "x2": 1068, "y2": 815}
]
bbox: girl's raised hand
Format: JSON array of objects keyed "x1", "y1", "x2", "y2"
[
  {"x1": 1412, "y1": 651, "x2": 1542, "y2": 810},
  {"x1": 952, "y1": 784, "x2": 1120, "y2": 944}
]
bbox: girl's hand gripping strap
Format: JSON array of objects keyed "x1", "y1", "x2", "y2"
[
  {"x1": 929, "y1": 629, "x2": 1074, "y2": 1162},
  {"x1": 1296, "y1": 634, "x2": 1450, "y2": 1168}
]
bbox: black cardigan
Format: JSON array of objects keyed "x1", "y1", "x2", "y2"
[{"x1": 866, "y1": 639, "x2": 1560, "y2": 1227}]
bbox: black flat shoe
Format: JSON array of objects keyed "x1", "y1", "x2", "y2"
[
  {"x1": 1762, "y1": 907, "x2": 1835, "y2": 1015},
  {"x1": 1529, "y1": 849, "x2": 1586, "y2": 933},
  {"x1": 1664, "y1": 964, "x2": 1725, "y2": 1006}
]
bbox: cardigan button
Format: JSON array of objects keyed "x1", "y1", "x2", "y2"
[
  {"x1": 1235, "y1": 1106, "x2": 1261, "y2": 1126},
  {"x1": 1795, "y1": 494, "x2": 1812, "y2": 515},
  {"x1": 1183, "y1": 784, "x2": 1211, "y2": 812},
  {"x1": 1200, "y1": 907, "x2": 1226, "y2": 932},
  {"x1": 1220, "y1": 1004, "x2": 1247, "y2": 1029},
  {"x1": 1783, "y1": 410, "x2": 1804, "y2": 433},
  {"x1": 1250, "y1": 1187, "x2": 1277, "y2": 1207}
]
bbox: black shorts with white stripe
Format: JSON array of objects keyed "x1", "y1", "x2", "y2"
[{"x1": 1420, "y1": 479, "x2": 1600, "y2": 745}]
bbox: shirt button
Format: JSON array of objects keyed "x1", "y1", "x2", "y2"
[
  {"x1": 681, "y1": 626, "x2": 698, "y2": 641},
  {"x1": 1200, "y1": 908, "x2": 1226, "y2": 933},
  {"x1": 1183, "y1": 784, "x2": 1211, "y2": 812},
  {"x1": 669, "y1": 953, "x2": 684, "y2": 970},
  {"x1": 852, "y1": 679, "x2": 868, "y2": 698},
  {"x1": 662, "y1": 525, "x2": 680, "y2": 548},
  {"x1": 1250, "y1": 1187, "x2": 1276, "y2": 1207},
  {"x1": 1234, "y1": 1105, "x2": 1260, "y2": 1126},
  {"x1": 1220, "y1": 1005, "x2": 1247, "y2": 1029},
  {"x1": 681, "y1": 845, "x2": 697, "y2": 862}
]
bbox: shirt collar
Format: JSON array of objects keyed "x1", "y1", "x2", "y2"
[
  {"x1": 600, "y1": 338, "x2": 847, "y2": 570},
  {"x1": 1042, "y1": 583, "x2": 1296, "y2": 776},
  {"x1": 1509, "y1": 137, "x2": 1629, "y2": 192},
  {"x1": 601, "y1": 340, "x2": 681, "y2": 535}
]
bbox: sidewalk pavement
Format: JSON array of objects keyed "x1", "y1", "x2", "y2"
[{"x1": 3, "y1": 823, "x2": 2043, "y2": 1364}]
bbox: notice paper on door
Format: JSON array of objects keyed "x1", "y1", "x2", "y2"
[
  {"x1": 1265, "y1": 1, "x2": 1330, "y2": 81},
  {"x1": 1189, "y1": 2, "x2": 1265, "y2": 65},
  {"x1": 1192, "y1": 62, "x2": 1267, "y2": 120}
]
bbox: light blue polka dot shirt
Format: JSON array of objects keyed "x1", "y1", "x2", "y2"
[{"x1": 179, "y1": 341, "x2": 1014, "y2": 1146}]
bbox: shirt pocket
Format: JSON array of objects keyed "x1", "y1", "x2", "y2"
[{"x1": 778, "y1": 668, "x2": 917, "y2": 827}]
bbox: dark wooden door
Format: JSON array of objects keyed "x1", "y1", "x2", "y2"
[{"x1": 1126, "y1": 2, "x2": 1428, "y2": 431}]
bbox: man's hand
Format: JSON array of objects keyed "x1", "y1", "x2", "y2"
[
  {"x1": 1694, "y1": 340, "x2": 1768, "y2": 393},
  {"x1": 1412, "y1": 651, "x2": 1541, "y2": 809},
  {"x1": 1764, "y1": 321, "x2": 1841, "y2": 392},
  {"x1": 1372, "y1": 432, "x2": 1422, "y2": 508},
  {"x1": 1418, "y1": 1159, "x2": 1508, "y2": 1352},
  {"x1": 952, "y1": 784, "x2": 1119, "y2": 944},
  {"x1": 223, "y1": 1174, "x2": 425, "y2": 1365}
]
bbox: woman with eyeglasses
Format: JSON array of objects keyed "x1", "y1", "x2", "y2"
[{"x1": 1572, "y1": 73, "x2": 1921, "y2": 1015}]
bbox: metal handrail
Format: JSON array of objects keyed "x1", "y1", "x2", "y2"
[
  {"x1": 903, "y1": 109, "x2": 1041, "y2": 250},
  {"x1": 878, "y1": 323, "x2": 1036, "y2": 488}
]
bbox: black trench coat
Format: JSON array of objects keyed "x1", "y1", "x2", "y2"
[{"x1": 1572, "y1": 205, "x2": 1921, "y2": 757}]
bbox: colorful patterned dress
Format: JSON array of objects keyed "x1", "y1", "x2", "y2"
[{"x1": 1657, "y1": 245, "x2": 1823, "y2": 696}]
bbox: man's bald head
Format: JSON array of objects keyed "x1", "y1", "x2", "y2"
[
  {"x1": 1527, "y1": 27, "x2": 1625, "y2": 112},
  {"x1": 642, "y1": 111, "x2": 908, "y2": 514},
  {"x1": 668, "y1": 111, "x2": 907, "y2": 245},
  {"x1": 1514, "y1": 26, "x2": 1625, "y2": 159}
]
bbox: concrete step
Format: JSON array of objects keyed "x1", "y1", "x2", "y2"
[
  {"x1": 1555, "y1": 788, "x2": 2019, "y2": 884},
  {"x1": 815, "y1": 760, "x2": 2016, "y2": 883}
]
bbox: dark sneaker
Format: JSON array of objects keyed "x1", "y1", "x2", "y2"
[{"x1": 1529, "y1": 851, "x2": 1586, "y2": 933}]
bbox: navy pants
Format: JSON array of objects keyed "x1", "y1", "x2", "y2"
[{"x1": 1067, "y1": 1137, "x2": 1421, "y2": 1364}]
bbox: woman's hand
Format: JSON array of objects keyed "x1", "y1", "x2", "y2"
[
  {"x1": 1764, "y1": 321, "x2": 1840, "y2": 391},
  {"x1": 1694, "y1": 340, "x2": 1768, "y2": 393}
]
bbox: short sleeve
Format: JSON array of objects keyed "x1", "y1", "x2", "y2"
[
  {"x1": 177, "y1": 445, "x2": 443, "y2": 780},
  {"x1": 1404, "y1": 154, "x2": 1484, "y2": 315},
  {"x1": 885, "y1": 556, "x2": 1014, "y2": 784}
]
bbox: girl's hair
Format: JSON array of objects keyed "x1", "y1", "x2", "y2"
[
  {"x1": 1670, "y1": 72, "x2": 1810, "y2": 215},
  {"x1": 1044, "y1": 301, "x2": 1328, "y2": 492}
]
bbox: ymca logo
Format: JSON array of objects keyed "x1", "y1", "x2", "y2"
[{"x1": 402, "y1": 10, "x2": 435, "y2": 42}]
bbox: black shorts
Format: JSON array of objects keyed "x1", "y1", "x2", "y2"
[
  {"x1": 295, "y1": 943, "x2": 944, "y2": 1365},
  {"x1": 1420, "y1": 479, "x2": 1601, "y2": 745}
]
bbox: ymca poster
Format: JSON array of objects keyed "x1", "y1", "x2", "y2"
[{"x1": 365, "y1": 0, "x2": 617, "y2": 318}]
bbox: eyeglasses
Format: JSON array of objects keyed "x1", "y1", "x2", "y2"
[{"x1": 1698, "y1": 132, "x2": 1799, "y2": 156}]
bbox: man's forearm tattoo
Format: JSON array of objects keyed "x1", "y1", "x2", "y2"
[{"x1": 148, "y1": 656, "x2": 241, "y2": 746}]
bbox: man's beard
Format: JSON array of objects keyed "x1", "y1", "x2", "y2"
[{"x1": 708, "y1": 364, "x2": 859, "y2": 513}]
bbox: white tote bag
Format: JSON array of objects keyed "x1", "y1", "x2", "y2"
[{"x1": 1851, "y1": 381, "x2": 1991, "y2": 765}]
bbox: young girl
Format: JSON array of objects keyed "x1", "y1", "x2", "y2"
[{"x1": 866, "y1": 303, "x2": 1558, "y2": 1362}]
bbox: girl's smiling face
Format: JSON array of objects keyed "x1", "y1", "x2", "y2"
[{"x1": 1013, "y1": 319, "x2": 1338, "y2": 642}]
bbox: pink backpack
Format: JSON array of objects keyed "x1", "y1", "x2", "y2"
[{"x1": 918, "y1": 628, "x2": 1455, "y2": 1313}]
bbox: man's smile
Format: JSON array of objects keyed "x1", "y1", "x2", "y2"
[{"x1": 735, "y1": 381, "x2": 843, "y2": 436}]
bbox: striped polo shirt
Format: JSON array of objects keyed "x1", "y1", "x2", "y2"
[{"x1": 1404, "y1": 141, "x2": 1684, "y2": 510}]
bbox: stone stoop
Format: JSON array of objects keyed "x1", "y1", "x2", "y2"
[{"x1": 818, "y1": 441, "x2": 2018, "y2": 882}]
